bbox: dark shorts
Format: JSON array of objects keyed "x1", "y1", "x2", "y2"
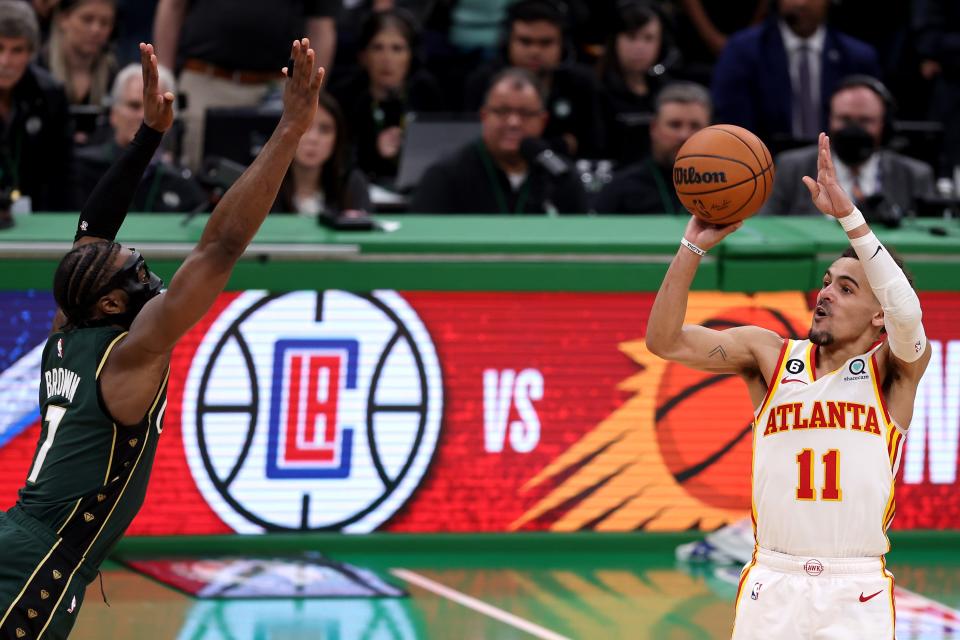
[{"x1": 0, "y1": 508, "x2": 96, "y2": 640}]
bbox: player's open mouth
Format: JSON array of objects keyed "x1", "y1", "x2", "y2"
[{"x1": 815, "y1": 306, "x2": 829, "y2": 319}]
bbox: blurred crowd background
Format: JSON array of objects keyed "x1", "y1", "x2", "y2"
[{"x1": 0, "y1": 0, "x2": 957, "y2": 224}]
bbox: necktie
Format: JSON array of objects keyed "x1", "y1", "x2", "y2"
[{"x1": 796, "y1": 44, "x2": 818, "y2": 139}]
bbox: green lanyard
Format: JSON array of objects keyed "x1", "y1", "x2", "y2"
[
  {"x1": 647, "y1": 157, "x2": 678, "y2": 215},
  {"x1": 476, "y1": 142, "x2": 531, "y2": 214}
]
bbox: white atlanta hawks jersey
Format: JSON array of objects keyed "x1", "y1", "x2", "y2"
[{"x1": 751, "y1": 339, "x2": 906, "y2": 558}]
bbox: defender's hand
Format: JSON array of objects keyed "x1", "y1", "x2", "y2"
[
  {"x1": 802, "y1": 132, "x2": 855, "y2": 219},
  {"x1": 279, "y1": 39, "x2": 325, "y2": 137},
  {"x1": 683, "y1": 216, "x2": 742, "y2": 252},
  {"x1": 140, "y1": 43, "x2": 175, "y2": 133}
]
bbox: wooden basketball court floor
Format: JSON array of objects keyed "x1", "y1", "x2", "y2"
[{"x1": 67, "y1": 533, "x2": 960, "y2": 640}]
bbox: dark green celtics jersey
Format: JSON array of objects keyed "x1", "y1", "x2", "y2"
[{"x1": 17, "y1": 326, "x2": 168, "y2": 568}]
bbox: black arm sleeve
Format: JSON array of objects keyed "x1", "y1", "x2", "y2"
[{"x1": 75, "y1": 123, "x2": 164, "y2": 241}]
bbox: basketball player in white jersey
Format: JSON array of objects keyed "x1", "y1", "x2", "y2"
[{"x1": 646, "y1": 132, "x2": 930, "y2": 640}]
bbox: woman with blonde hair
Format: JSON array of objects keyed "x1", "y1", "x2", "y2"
[{"x1": 39, "y1": 0, "x2": 118, "y2": 107}]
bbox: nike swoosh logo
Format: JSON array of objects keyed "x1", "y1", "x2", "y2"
[
  {"x1": 859, "y1": 590, "x2": 884, "y2": 602},
  {"x1": 870, "y1": 245, "x2": 884, "y2": 260},
  {"x1": 780, "y1": 377, "x2": 808, "y2": 385}
]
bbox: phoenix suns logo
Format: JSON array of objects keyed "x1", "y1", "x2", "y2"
[{"x1": 512, "y1": 292, "x2": 811, "y2": 531}]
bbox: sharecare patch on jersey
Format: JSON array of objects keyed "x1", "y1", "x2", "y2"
[{"x1": 762, "y1": 401, "x2": 882, "y2": 437}]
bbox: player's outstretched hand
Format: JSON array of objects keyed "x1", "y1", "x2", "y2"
[
  {"x1": 802, "y1": 132, "x2": 855, "y2": 218},
  {"x1": 683, "y1": 215, "x2": 743, "y2": 252},
  {"x1": 279, "y1": 38, "x2": 325, "y2": 137},
  {"x1": 140, "y1": 42, "x2": 175, "y2": 133}
]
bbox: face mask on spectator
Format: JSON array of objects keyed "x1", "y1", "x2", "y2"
[{"x1": 830, "y1": 124, "x2": 875, "y2": 166}]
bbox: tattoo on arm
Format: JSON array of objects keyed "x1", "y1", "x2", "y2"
[{"x1": 709, "y1": 345, "x2": 728, "y2": 360}]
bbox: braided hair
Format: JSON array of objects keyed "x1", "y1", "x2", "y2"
[{"x1": 53, "y1": 241, "x2": 123, "y2": 329}]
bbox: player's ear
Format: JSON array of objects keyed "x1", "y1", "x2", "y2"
[
  {"x1": 871, "y1": 309, "x2": 885, "y2": 331},
  {"x1": 98, "y1": 291, "x2": 127, "y2": 317}
]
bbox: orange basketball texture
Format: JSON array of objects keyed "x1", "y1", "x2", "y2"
[
  {"x1": 654, "y1": 307, "x2": 805, "y2": 512},
  {"x1": 673, "y1": 125, "x2": 775, "y2": 223}
]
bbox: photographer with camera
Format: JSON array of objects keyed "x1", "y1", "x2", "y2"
[{"x1": 761, "y1": 76, "x2": 934, "y2": 226}]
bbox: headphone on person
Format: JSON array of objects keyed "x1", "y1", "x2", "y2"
[{"x1": 833, "y1": 74, "x2": 897, "y2": 143}]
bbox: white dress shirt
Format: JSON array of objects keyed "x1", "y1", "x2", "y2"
[
  {"x1": 834, "y1": 151, "x2": 881, "y2": 199},
  {"x1": 779, "y1": 22, "x2": 827, "y2": 138}
]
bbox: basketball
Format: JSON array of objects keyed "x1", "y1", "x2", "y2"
[
  {"x1": 672, "y1": 125, "x2": 775, "y2": 224},
  {"x1": 655, "y1": 306, "x2": 805, "y2": 511}
]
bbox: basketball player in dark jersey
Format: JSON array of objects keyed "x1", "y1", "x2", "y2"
[{"x1": 0, "y1": 40, "x2": 324, "y2": 639}]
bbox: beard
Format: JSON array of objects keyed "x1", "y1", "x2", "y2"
[{"x1": 808, "y1": 327, "x2": 834, "y2": 346}]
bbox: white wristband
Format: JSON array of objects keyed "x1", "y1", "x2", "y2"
[
  {"x1": 838, "y1": 207, "x2": 866, "y2": 232},
  {"x1": 680, "y1": 237, "x2": 706, "y2": 256}
]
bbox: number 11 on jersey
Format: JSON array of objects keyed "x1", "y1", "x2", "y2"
[{"x1": 796, "y1": 448, "x2": 842, "y2": 501}]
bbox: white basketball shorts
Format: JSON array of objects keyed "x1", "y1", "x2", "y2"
[{"x1": 731, "y1": 547, "x2": 896, "y2": 640}]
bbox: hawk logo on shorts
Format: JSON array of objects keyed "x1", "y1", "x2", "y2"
[
  {"x1": 804, "y1": 559, "x2": 824, "y2": 576},
  {"x1": 751, "y1": 582, "x2": 762, "y2": 600}
]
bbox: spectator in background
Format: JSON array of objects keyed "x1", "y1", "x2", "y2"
[
  {"x1": 761, "y1": 76, "x2": 933, "y2": 221},
  {"x1": 331, "y1": 8, "x2": 443, "y2": 185},
  {"x1": 153, "y1": 0, "x2": 339, "y2": 170},
  {"x1": 28, "y1": 0, "x2": 60, "y2": 38},
  {"x1": 463, "y1": 0, "x2": 605, "y2": 158},
  {"x1": 412, "y1": 67, "x2": 588, "y2": 214},
  {"x1": 72, "y1": 62, "x2": 207, "y2": 212},
  {"x1": 598, "y1": 1, "x2": 676, "y2": 166},
  {"x1": 915, "y1": 0, "x2": 960, "y2": 177},
  {"x1": 593, "y1": 81, "x2": 709, "y2": 214},
  {"x1": 0, "y1": 0, "x2": 72, "y2": 211},
  {"x1": 673, "y1": 0, "x2": 766, "y2": 84},
  {"x1": 273, "y1": 91, "x2": 370, "y2": 216},
  {"x1": 37, "y1": 0, "x2": 117, "y2": 106},
  {"x1": 711, "y1": 0, "x2": 880, "y2": 152}
]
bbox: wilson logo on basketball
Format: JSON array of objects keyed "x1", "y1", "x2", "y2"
[
  {"x1": 673, "y1": 167, "x2": 728, "y2": 185},
  {"x1": 512, "y1": 292, "x2": 810, "y2": 532}
]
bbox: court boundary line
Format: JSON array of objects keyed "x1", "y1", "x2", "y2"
[{"x1": 391, "y1": 568, "x2": 571, "y2": 640}]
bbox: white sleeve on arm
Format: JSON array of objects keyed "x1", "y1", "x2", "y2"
[{"x1": 849, "y1": 231, "x2": 926, "y2": 362}]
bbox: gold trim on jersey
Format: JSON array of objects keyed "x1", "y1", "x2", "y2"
[
  {"x1": 102, "y1": 423, "x2": 117, "y2": 485},
  {"x1": 56, "y1": 499, "x2": 82, "y2": 536},
  {"x1": 0, "y1": 539, "x2": 62, "y2": 629},
  {"x1": 755, "y1": 340, "x2": 791, "y2": 419},
  {"x1": 805, "y1": 342, "x2": 817, "y2": 382},
  {"x1": 95, "y1": 332, "x2": 128, "y2": 379},
  {"x1": 81, "y1": 370, "x2": 168, "y2": 561}
]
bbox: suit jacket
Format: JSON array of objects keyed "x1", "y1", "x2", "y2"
[
  {"x1": 711, "y1": 20, "x2": 881, "y2": 144},
  {"x1": 760, "y1": 145, "x2": 935, "y2": 216}
]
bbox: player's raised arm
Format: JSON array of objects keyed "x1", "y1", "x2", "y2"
[
  {"x1": 51, "y1": 43, "x2": 175, "y2": 333},
  {"x1": 802, "y1": 132, "x2": 931, "y2": 381},
  {"x1": 119, "y1": 39, "x2": 324, "y2": 356},
  {"x1": 645, "y1": 216, "x2": 781, "y2": 375}
]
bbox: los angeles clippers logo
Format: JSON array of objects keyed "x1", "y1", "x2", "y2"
[
  {"x1": 181, "y1": 290, "x2": 443, "y2": 533},
  {"x1": 267, "y1": 339, "x2": 359, "y2": 479}
]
